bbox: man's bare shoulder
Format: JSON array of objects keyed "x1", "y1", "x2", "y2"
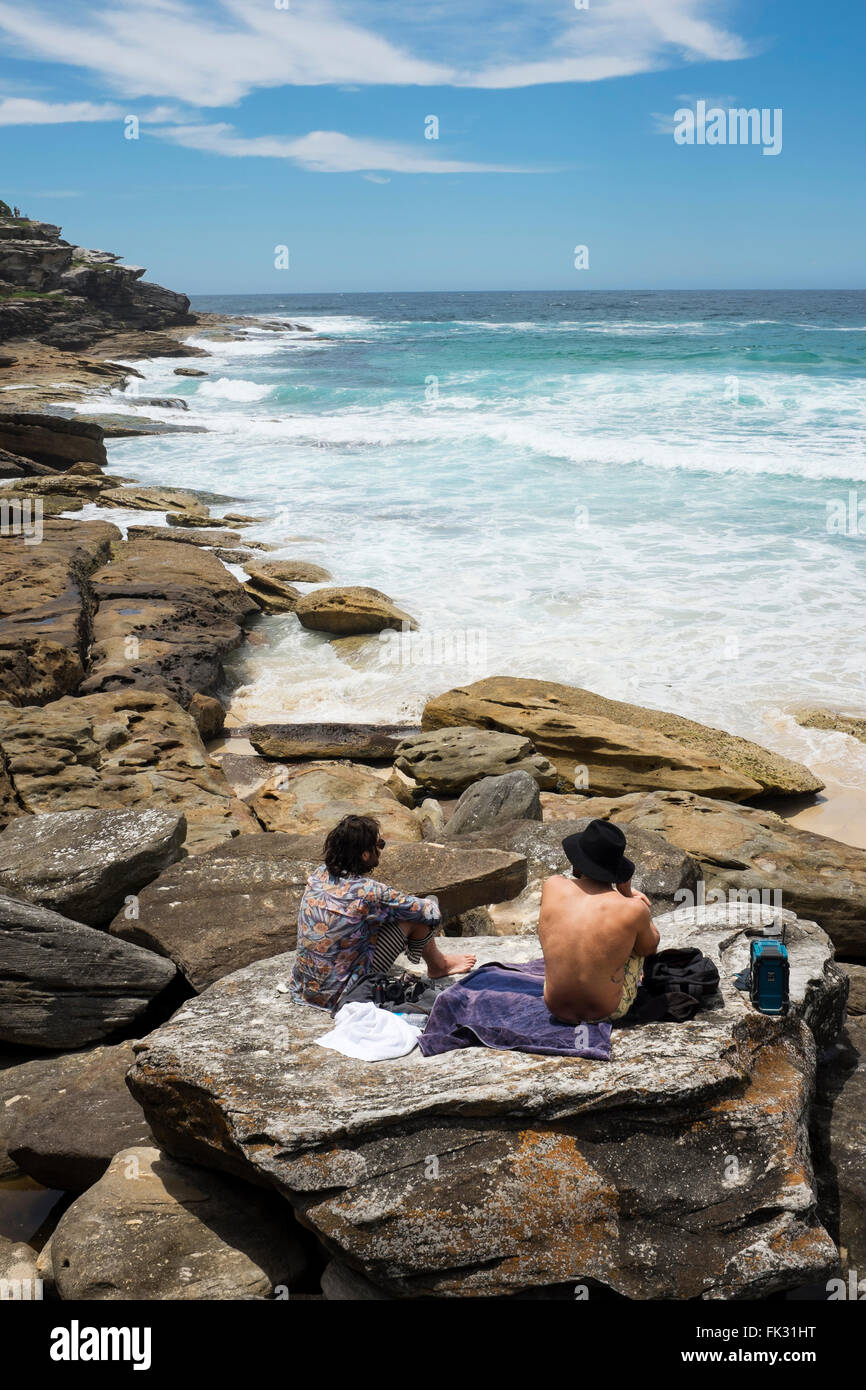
[{"x1": 542, "y1": 873, "x2": 573, "y2": 893}]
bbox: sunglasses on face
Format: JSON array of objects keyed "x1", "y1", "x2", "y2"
[{"x1": 376, "y1": 838, "x2": 386, "y2": 850}]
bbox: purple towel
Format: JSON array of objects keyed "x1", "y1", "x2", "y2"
[{"x1": 417, "y1": 958, "x2": 611, "y2": 1061}]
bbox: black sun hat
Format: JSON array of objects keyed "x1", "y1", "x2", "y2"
[{"x1": 562, "y1": 819, "x2": 635, "y2": 884}]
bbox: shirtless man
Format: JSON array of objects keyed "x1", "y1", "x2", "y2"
[{"x1": 539, "y1": 819, "x2": 659, "y2": 1024}]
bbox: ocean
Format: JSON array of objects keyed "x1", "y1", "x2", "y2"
[{"x1": 88, "y1": 289, "x2": 866, "y2": 794}]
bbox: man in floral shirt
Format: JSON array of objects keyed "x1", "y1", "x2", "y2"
[{"x1": 291, "y1": 814, "x2": 476, "y2": 1009}]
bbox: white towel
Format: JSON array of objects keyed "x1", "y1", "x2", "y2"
[{"x1": 315, "y1": 1001, "x2": 422, "y2": 1061}]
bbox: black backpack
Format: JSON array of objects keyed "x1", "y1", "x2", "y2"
[{"x1": 615, "y1": 948, "x2": 720, "y2": 1026}]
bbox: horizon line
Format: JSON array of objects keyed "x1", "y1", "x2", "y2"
[{"x1": 186, "y1": 286, "x2": 866, "y2": 297}]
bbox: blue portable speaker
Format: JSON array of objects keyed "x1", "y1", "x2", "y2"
[{"x1": 749, "y1": 938, "x2": 789, "y2": 1015}]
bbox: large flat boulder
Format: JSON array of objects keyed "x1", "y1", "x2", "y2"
[
  {"x1": 126, "y1": 525, "x2": 243, "y2": 549},
  {"x1": 0, "y1": 1041, "x2": 153, "y2": 1190},
  {"x1": 10, "y1": 472, "x2": 110, "y2": 501},
  {"x1": 570, "y1": 789, "x2": 866, "y2": 960},
  {"x1": 109, "y1": 832, "x2": 526, "y2": 991},
  {"x1": 246, "y1": 723, "x2": 419, "y2": 762},
  {"x1": 422, "y1": 677, "x2": 821, "y2": 800},
  {"x1": 128, "y1": 904, "x2": 844, "y2": 1299},
  {"x1": 81, "y1": 537, "x2": 258, "y2": 706},
  {"x1": 453, "y1": 816, "x2": 700, "y2": 931},
  {"x1": 366, "y1": 838, "x2": 527, "y2": 917},
  {"x1": 48, "y1": 1146, "x2": 307, "y2": 1300},
  {"x1": 97, "y1": 484, "x2": 210, "y2": 518},
  {"x1": 0, "y1": 689, "x2": 259, "y2": 855},
  {"x1": 395, "y1": 727, "x2": 557, "y2": 795},
  {"x1": 0, "y1": 892, "x2": 177, "y2": 1049},
  {"x1": 295, "y1": 585, "x2": 417, "y2": 635},
  {"x1": 249, "y1": 761, "x2": 423, "y2": 842},
  {"x1": 0, "y1": 518, "x2": 120, "y2": 705},
  {"x1": 0, "y1": 808, "x2": 185, "y2": 925}
]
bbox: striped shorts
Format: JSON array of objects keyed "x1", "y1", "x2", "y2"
[{"x1": 370, "y1": 920, "x2": 437, "y2": 975}]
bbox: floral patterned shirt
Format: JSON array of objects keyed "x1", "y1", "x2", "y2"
[{"x1": 290, "y1": 865, "x2": 441, "y2": 1009}]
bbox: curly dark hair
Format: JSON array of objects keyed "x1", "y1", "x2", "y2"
[{"x1": 323, "y1": 814, "x2": 382, "y2": 877}]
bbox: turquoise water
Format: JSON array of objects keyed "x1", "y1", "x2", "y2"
[{"x1": 89, "y1": 290, "x2": 866, "y2": 790}]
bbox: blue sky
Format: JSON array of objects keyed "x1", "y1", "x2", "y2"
[{"x1": 0, "y1": 0, "x2": 863, "y2": 293}]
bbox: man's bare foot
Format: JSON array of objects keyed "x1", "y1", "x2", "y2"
[{"x1": 427, "y1": 952, "x2": 476, "y2": 979}]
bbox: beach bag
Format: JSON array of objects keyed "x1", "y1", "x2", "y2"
[
  {"x1": 642, "y1": 947, "x2": 720, "y2": 1000},
  {"x1": 615, "y1": 948, "x2": 720, "y2": 1026}
]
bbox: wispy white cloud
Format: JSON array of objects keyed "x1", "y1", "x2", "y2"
[
  {"x1": 0, "y1": 0, "x2": 754, "y2": 104},
  {"x1": 155, "y1": 123, "x2": 541, "y2": 174},
  {"x1": 0, "y1": 95, "x2": 196, "y2": 125},
  {"x1": 0, "y1": 0, "x2": 452, "y2": 107},
  {"x1": 0, "y1": 96, "x2": 123, "y2": 124}
]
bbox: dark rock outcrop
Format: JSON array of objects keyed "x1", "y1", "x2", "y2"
[
  {"x1": 0, "y1": 807, "x2": 186, "y2": 925},
  {"x1": 812, "y1": 1018, "x2": 866, "y2": 1279},
  {"x1": 0, "y1": 212, "x2": 194, "y2": 351},
  {"x1": 0, "y1": 1041, "x2": 153, "y2": 1190},
  {"x1": 842, "y1": 964, "x2": 866, "y2": 1015},
  {"x1": 0, "y1": 410, "x2": 107, "y2": 468},
  {"x1": 0, "y1": 891, "x2": 177, "y2": 1048}
]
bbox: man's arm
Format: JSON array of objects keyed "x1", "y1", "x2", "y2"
[
  {"x1": 373, "y1": 881, "x2": 441, "y2": 928},
  {"x1": 632, "y1": 901, "x2": 660, "y2": 957},
  {"x1": 616, "y1": 878, "x2": 659, "y2": 955}
]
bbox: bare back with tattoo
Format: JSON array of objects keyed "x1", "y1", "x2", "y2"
[{"x1": 538, "y1": 874, "x2": 658, "y2": 1024}]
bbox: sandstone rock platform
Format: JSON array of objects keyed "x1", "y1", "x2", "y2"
[{"x1": 129, "y1": 903, "x2": 845, "y2": 1299}]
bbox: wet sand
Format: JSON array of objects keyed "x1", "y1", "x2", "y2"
[{"x1": 784, "y1": 777, "x2": 866, "y2": 850}]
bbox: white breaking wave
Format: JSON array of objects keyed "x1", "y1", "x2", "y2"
[
  {"x1": 195, "y1": 377, "x2": 272, "y2": 402},
  {"x1": 97, "y1": 300, "x2": 866, "y2": 796},
  {"x1": 169, "y1": 383, "x2": 866, "y2": 482}
]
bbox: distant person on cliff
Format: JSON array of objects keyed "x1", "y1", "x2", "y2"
[
  {"x1": 290, "y1": 814, "x2": 476, "y2": 1010},
  {"x1": 539, "y1": 820, "x2": 659, "y2": 1024}
]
